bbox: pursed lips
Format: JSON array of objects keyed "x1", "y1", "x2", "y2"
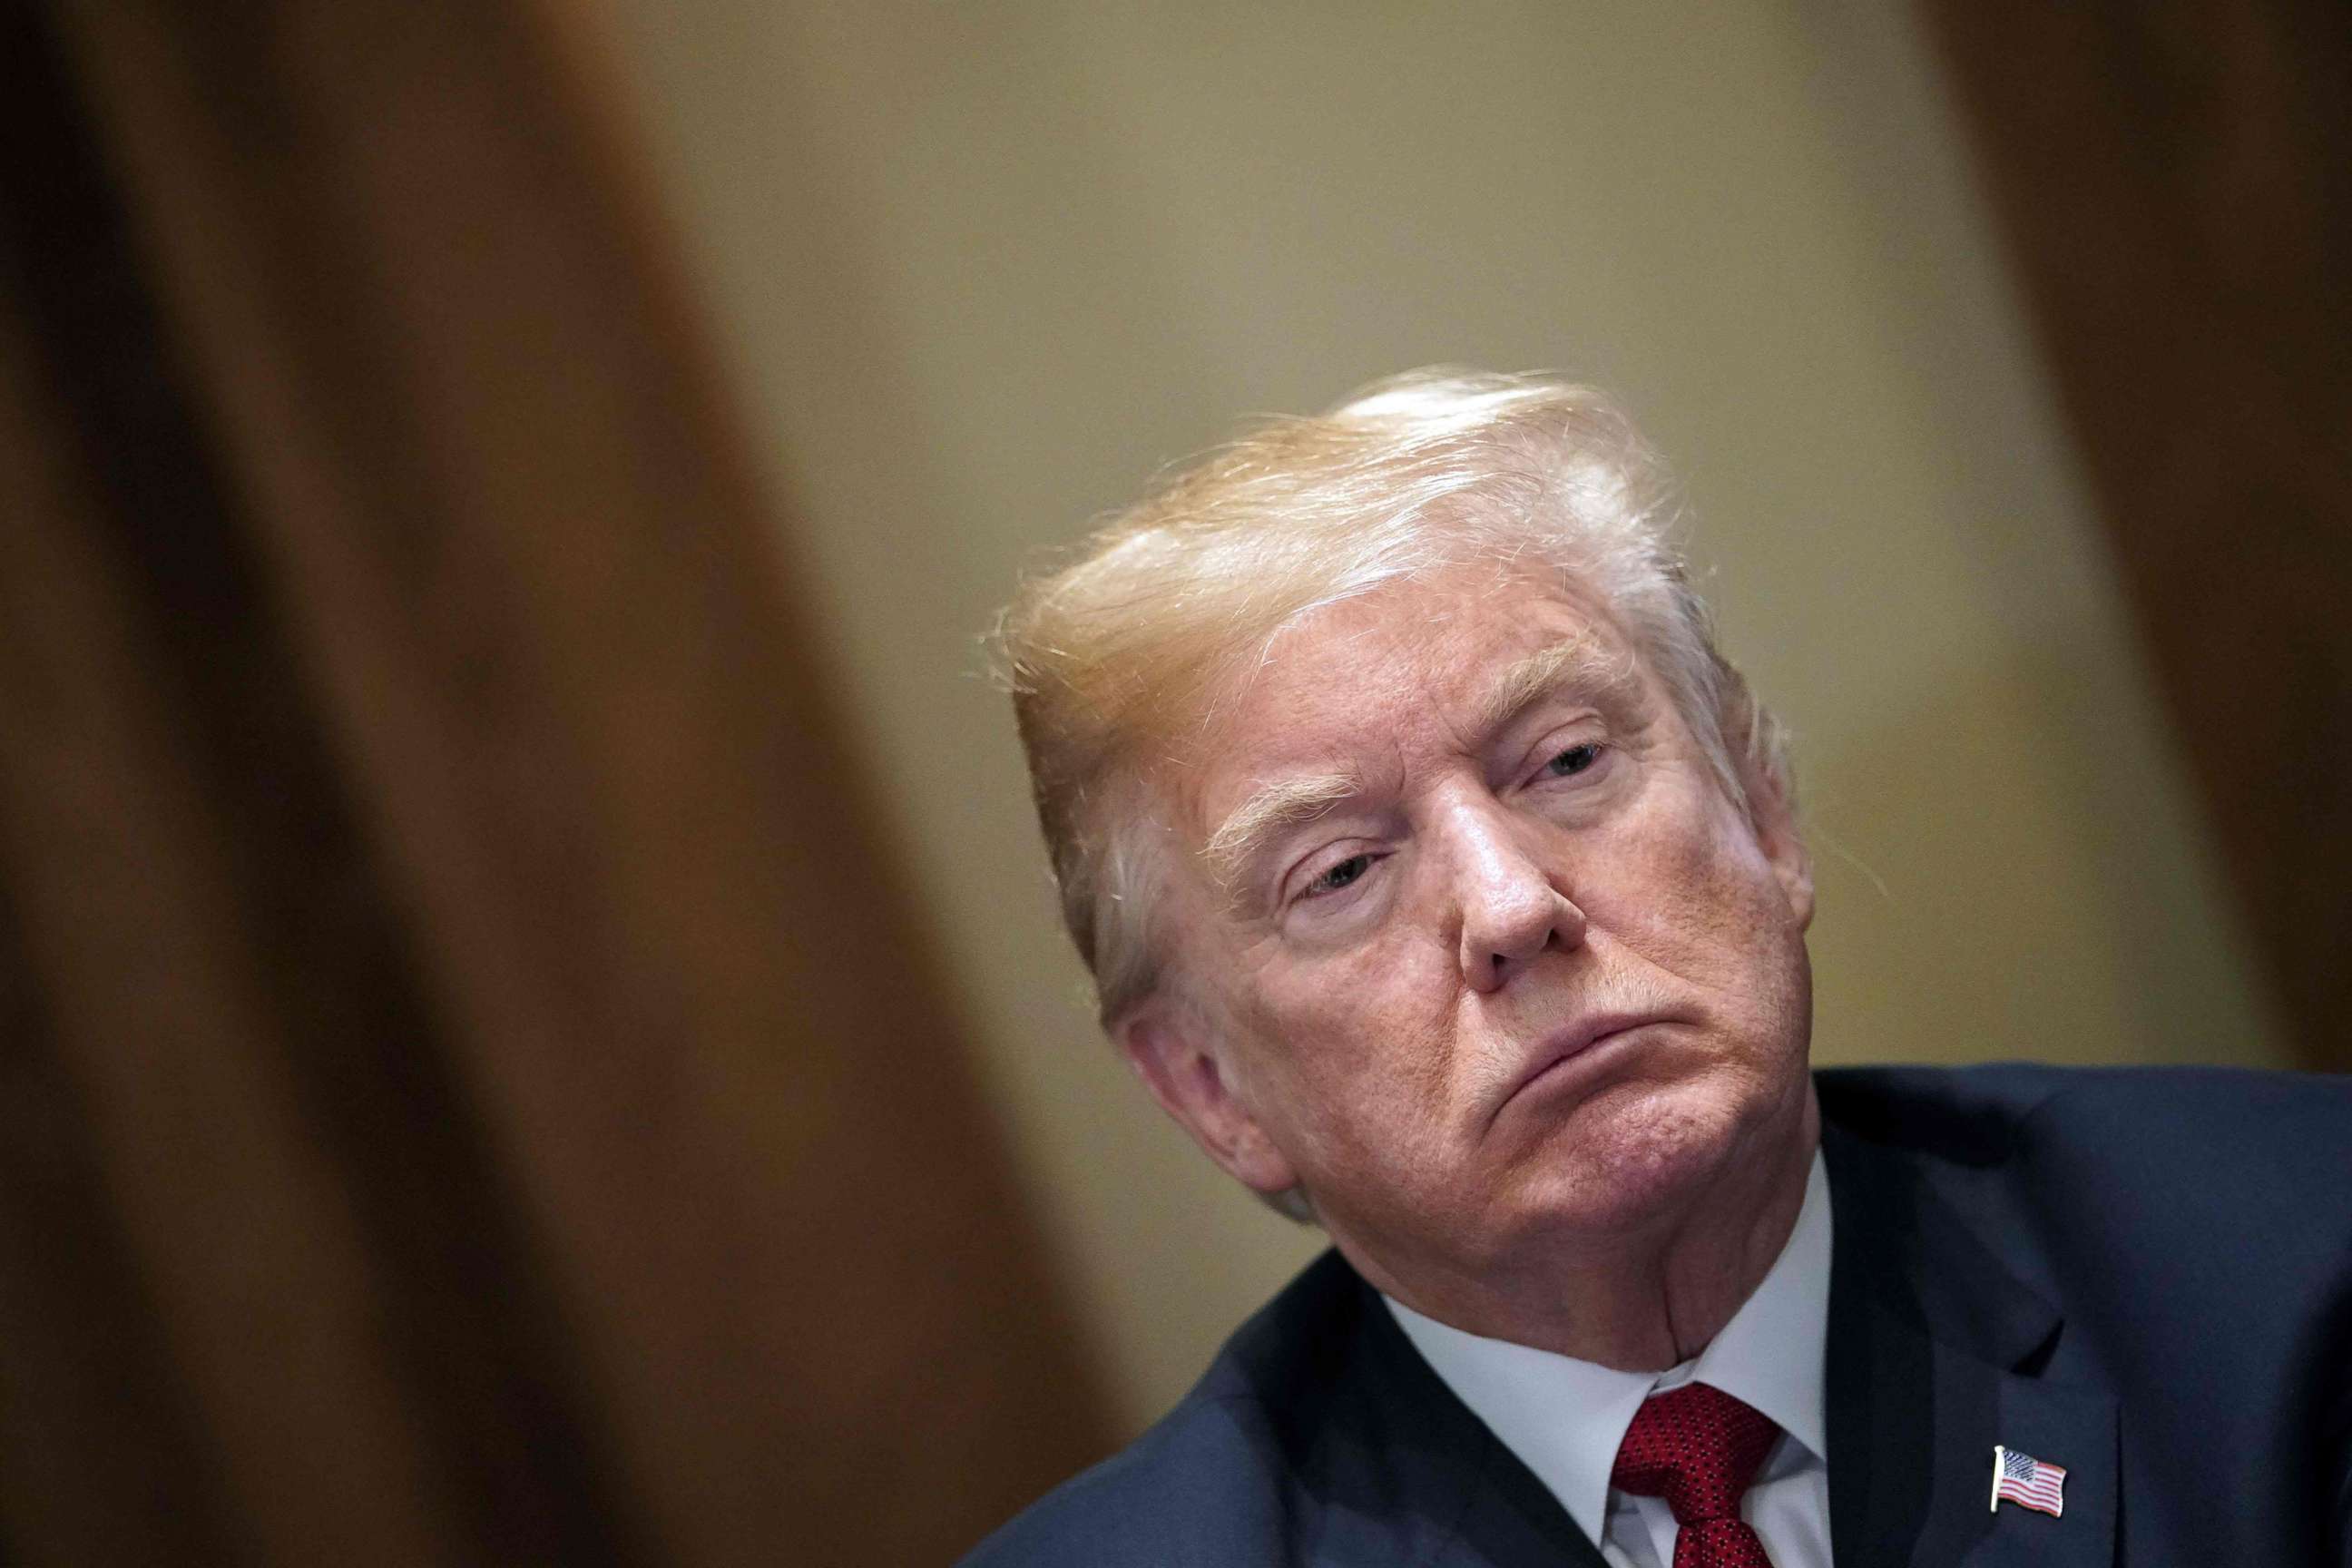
[{"x1": 1486, "y1": 1011, "x2": 1673, "y2": 1128}]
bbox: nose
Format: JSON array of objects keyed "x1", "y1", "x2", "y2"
[{"x1": 1447, "y1": 798, "x2": 1586, "y2": 994}]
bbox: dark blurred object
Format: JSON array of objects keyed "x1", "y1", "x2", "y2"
[
  {"x1": 0, "y1": 3, "x2": 1106, "y2": 1565},
  {"x1": 1922, "y1": 0, "x2": 2352, "y2": 1071}
]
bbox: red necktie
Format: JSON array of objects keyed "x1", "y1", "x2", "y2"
[{"x1": 1609, "y1": 1382, "x2": 1780, "y2": 1568}]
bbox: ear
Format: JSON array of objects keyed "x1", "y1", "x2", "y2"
[
  {"x1": 1117, "y1": 1000, "x2": 1300, "y2": 1198},
  {"x1": 1747, "y1": 764, "x2": 1814, "y2": 931}
]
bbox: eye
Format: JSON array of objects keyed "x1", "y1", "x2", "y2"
[
  {"x1": 1542, "y1": 741, "x2": 1603, "y2": 779},
  {"x1": 1302, "y1": 852, "x2": 1375, "y2": 898}
]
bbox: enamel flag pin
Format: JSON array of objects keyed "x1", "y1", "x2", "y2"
[{"x1": 1989, "y1": 1445, "x2": 2066, "y2": 1517}]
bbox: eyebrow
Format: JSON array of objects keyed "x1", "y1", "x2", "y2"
[
  {"x1": 1470, "y1": 632, "x2": 1648, "y2": 740},
  {"x1": 1201, "y1": 769, "x2": 1361, "y2": 895}
]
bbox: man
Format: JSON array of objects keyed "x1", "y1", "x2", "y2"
[{"x1": 966, "y1": 371, "x2": 2352, "y2": 1565}]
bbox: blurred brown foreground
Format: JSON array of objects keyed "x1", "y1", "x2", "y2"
[{"x1": 0, "y1": 3, "x2": 1105, "y2": 1563}]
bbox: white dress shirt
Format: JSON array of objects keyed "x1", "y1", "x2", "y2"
[{"x1": 1386, "y1": 1153, "x2": 1833, "y2": 1568}]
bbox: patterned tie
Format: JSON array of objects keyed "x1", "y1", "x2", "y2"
[{"x1": 1609, "y1": 1381, "x2": 1780, "y2": 1568}]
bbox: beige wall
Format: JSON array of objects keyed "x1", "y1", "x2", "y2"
[{"x1": 578, "y1": 0, "x2": 2286, "y2": 1433}]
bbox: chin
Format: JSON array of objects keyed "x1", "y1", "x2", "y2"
[{"x1": 1496, "y1": 1073, "x2": 1764, "y2": 1244}]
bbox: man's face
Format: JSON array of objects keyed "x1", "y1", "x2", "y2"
[{"x1": 1132, "y1": 566, "x2": 1816, "y2": 1298}]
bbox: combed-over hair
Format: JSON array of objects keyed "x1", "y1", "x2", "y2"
[{"x1": 993, "y1": 368, "x2": 1790, "y2": 1032}]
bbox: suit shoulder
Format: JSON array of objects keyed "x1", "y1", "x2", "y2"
[
  {"x1": 956, "y1": 1392, "x2": 1283, "y2": 1567},
  {"x1": 1821, "y1": 1062, "x2": 2352, "y2": 1290},
  {"x1": 1998, "y1": 1065, "x2": 2352, "y2": 1249},
  {"x1": 1818, "y1": 1061, "x2": 2352, "y2": 1168},
  {"x1": 957, "y1": 1251, "x2": 1367, "y2": 1567}
]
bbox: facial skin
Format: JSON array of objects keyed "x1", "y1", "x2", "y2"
[{"x1": 1120, "y1": 565, "x2": 1819, "y2": 1369}]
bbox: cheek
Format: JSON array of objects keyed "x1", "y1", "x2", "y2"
[
  {"x1": 1251, "y1": 936, "x2": 1459, "y2": 1144},
  {"x1": 1603, "y1": 792, "x2": 1807, "y2": 985},
  {"x1": 1670, "y1": 823, "x2": 1814, "y2": 1054}
]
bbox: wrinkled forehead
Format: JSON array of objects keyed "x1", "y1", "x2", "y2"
[{"x1": 1169, "y1": 567, "x2": 1657, "y2": 840}]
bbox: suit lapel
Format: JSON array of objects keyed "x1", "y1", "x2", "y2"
[
  {"x1": 1443, "y1": 1450, "x2": 1614, "y2": 1568},
  {"x1": 1306, "y1": 1276, "x2": 1610, "y2": 1568},
  {"x1": 1823, "y1": 1127, "x2": 2117, "y2": 1568}
]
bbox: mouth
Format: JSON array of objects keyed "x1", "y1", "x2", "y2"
[{"x1": 1489, "y1": 1012, "x2": 1675, "y2": 1125}]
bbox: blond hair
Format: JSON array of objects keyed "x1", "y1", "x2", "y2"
[{"x1": 994, "y1": 369, "x2": 1789, "y2": 1029}]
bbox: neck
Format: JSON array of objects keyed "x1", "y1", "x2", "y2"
[{"x1": 1347, "y1": 1086, "x2": 1819, "y2": 1371}]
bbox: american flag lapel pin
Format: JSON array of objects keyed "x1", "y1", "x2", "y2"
[{"x1": 1988, "y1": 1444, "x2": 2066, "y2": 1517}]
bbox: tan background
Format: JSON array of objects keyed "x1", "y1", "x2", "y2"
[{"x1": 580, "y1": 0, "x2": 2288, "y2": 1434}]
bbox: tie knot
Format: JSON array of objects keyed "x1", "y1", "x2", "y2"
[{"x1": 1610, "y1": 1382, "x2": 1781, "y2": 1526}]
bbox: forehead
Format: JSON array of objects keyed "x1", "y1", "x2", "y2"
[{"x1": 1186, "y1": 569, "x2": 1646, "y2": 818}]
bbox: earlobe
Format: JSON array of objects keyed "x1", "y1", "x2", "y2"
[
  {"x1": 1772, "y1": 838, "x2": 1815, "y2": 930},
  {"x1": 1118, "y1": 1003, "x2": 1300, "y2": 1197},
  {"x1": 1745, "y1": 771, "x2": 1814, "y2": 931}
]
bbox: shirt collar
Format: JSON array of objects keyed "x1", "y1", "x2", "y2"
[{"x1": 1384, "y1": 1150, "x2": 1831, "y2": 1547}]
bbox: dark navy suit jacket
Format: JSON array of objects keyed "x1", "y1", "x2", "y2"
[{"x1": 962, "y1": 1065, "x2": 2352, "y2": 1565}]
